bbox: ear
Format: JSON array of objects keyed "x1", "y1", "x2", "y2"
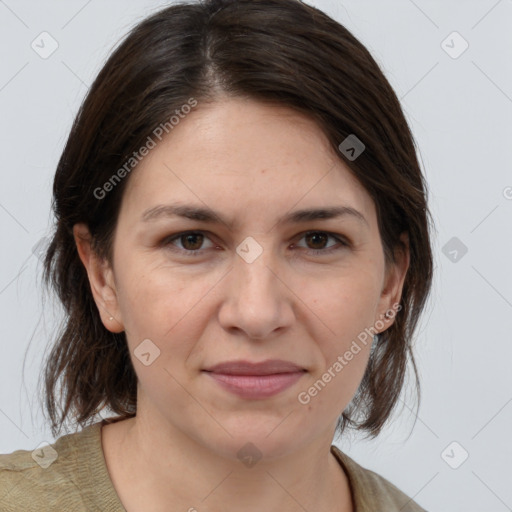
[
  {"x1": 73, "y1": 223, "x2": 124, "y2": 333},
  {"x1": 375, "y1": 232, "x2": 410, "y2": 333}
]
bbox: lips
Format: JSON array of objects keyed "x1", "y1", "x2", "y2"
[
  {"x1": 202, "y1": 359, "x2": 307, "y2": 399},
  {"x1": 202, "y1": 359, "x2": 306, "y2": 376}
]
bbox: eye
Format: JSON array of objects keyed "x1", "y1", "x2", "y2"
[
  {"x1": 292, "y1": 231, "x2": 349, "y2": 255},
  {"x1": 161, "y1": 230, "x2": 349, "y2": 257},
  {"x1": 162, "y1": 231, "x2": 215, "y2": 256}
]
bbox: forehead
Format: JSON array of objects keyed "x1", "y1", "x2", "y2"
[{"x1": 120, "y1": 98, "x2": 375, "y2": 225}]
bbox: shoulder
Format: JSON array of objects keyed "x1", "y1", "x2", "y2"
[
  {"x1": 331, "y1": 445, "x2": 427, "y2": 512},
  {"x1": 0, "y1": 421, "x2": 107, "y2": 512}
]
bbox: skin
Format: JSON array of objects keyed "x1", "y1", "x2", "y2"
[{"x1": 74, "y1": 97, "x2": 409, "y2": 512}]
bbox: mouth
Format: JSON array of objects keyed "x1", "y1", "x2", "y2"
[
  {"x1": 202, "y1": 359, "x2": 306, "y2": 376},
  {"x1": 202, "y1": 359, "x2": 306, "y2": 399}
]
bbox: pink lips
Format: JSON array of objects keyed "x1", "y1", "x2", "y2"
[{"x1": 202, "y1": 359, "x2": 306, "y2": 399}]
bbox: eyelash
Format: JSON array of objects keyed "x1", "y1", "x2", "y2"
[{"x1": 160, "y1": 230, "x2": 350, "y2": 257}]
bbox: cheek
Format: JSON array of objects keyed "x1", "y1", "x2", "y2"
[
  {"x1": 115, "y1": 261, "x2": 215, "y2": 360},
  {"x1": 298, "y1": 281, "x2": 377, "y2": 416},
  {"x1": 296, "y1": 323, "x2": 373, "y2": 422},
  {"x1": 115, "y1": 258, "x2": 198, "y2": 326},
  {"x1": 308, "y1": 270, "x2": 381, "y2": 345},
  {"x1": 299, "y1": 270, "x2": 380, "y2": 402}
]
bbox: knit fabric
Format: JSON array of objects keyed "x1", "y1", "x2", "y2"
[{"x1": 0, "y1": 419, "x2": 426, "y2": 511}]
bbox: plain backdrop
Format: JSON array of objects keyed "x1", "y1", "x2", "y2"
[{"x1": 1, "y1": 1, "x2": 511, "y2": 511}]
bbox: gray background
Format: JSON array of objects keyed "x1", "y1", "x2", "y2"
[{"x1": 1, "y1": 1, "x2": 511, "y2": 510}]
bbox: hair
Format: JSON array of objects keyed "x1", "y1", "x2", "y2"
[{"x1": 39, "y1": 0, "x2": 434, "y2": 439}]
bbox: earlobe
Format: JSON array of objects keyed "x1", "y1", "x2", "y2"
[
  {"x1": 377, "y1": 232, "x2": 410, "y2": 332},
  {"x1": 73, "y1": 223, "x2": 124, "y2": 333}
]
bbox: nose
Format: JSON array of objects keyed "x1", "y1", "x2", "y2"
[{"x1": 217, "y1": 241, "x2": 295, "y2": 340}]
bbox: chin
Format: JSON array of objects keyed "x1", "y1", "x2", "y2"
[{"x1": 201, "y1": 420, "x2": 308, "y2": 463}]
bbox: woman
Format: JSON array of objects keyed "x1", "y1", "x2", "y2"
[{"x1": 0, "y1": 0, "x2": 433, "y2": 510}]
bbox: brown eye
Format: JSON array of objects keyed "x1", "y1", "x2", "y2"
[
  {"x1": 294, "y1": 231, "x2": 348, "y2": 255},
  {"x1": 162, "y1": 231, "x2": 215, "y2": 255},
  {"x1": 179, "y1": 233, "x2": 204, "y2": 251},
  {"x1": 161, "y1": 230, "x2": 348, "y2": 258},
  {"x1": 305, "y1": 232, "x2": 329, "y2": 250}
]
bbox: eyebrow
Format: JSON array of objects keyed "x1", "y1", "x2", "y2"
[{"x1": 140, "y1": 203, "x2": 368, "y2": 229}]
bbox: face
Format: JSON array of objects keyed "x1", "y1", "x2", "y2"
[{"x1": 76, "y1": 97, "x2": 408, "y2": 460}]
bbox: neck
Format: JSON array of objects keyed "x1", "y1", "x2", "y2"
[{"x1": 103, "y1": 410, "x2": 353, "y2": 512}]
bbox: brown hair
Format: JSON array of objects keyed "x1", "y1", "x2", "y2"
[{"x1": 39, "y1": 0, "x2": 434, "y2": 439}]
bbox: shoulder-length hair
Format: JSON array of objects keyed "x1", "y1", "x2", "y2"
[{"x1": 40, "y1": 0, "x2": 434, "y2": 439}]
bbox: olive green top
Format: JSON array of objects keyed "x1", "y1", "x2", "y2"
[{"x1": 0, "y1": 419, "x2": 426, "y2": 511}]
